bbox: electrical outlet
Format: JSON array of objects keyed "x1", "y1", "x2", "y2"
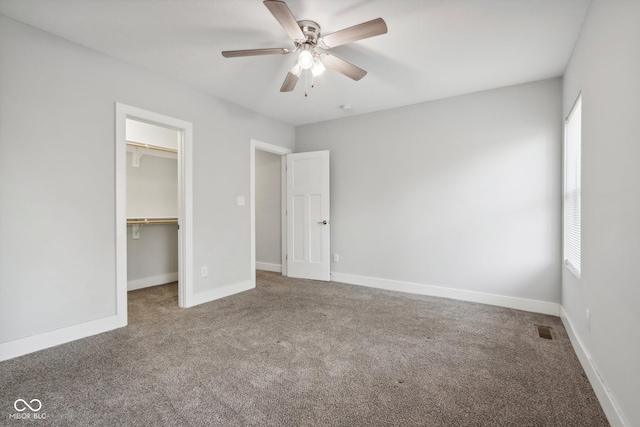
[
  {"x1": 202, "y1": 266, "x2": 208, "y2": 277},
  {"x1": 237, "y1": 196, "x2": 245, "y2": 206},
  {"x1": 586, "y1": 309, "x2": 591, "y2": 331},
  {"x1": 332, "y1": 253, "x2": 339, "y2": 262}
]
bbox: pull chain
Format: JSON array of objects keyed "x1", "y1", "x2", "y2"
[{"x1": 303, "y1": 70, "x2": 317, "y2": 97}]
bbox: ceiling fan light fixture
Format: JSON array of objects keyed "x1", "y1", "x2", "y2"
[
  {"x1": 290, "y1": 62, "x2": 302, "y2": 77},
  {"x1": 298, "y1": 49, "x2": 314, "y2": 69},
  {"x1": 311, "y1": 57, "x2": 326, "y2": 76}
]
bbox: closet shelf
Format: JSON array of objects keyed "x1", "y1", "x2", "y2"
[
  {"x1": 127, "y1": 218, "x2": 178, "y2": 225},
  {"x1": 126, "y1": 141, "x2": 177, "y2": 154}
]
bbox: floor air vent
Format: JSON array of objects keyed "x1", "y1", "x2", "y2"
[{"x1": 536, "y1": 325, "x2": 554, "y2": 340}]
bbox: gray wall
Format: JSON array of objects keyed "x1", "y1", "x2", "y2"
[
  {"x1": 255, "y1": 150, "x2": 282, "y2": 267},
  {"x1": 126, "y1": 152, "x2": 178, "y2": 219},
  {"x1": 562, "y1": 0, "x2": 640, "y2": 424},
  {"x1": 296, "y1": 78, "x2": 562, "y2": 304},
  {"x1": 0, "y1": 15, "x2": 294, "y2": 343},
  {"x1": 127, "y1": 224, "x2": 178, "y2": 285}
]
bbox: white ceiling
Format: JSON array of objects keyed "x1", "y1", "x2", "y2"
[{"x1": 0, "y1": 0, "x2": 591, "y2": 126}]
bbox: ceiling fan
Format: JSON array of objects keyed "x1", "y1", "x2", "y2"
[{"x1": 222, "y1": 0, "x2": 388, "y2": 94}]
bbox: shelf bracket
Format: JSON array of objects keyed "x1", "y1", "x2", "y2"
[
  {"x1": 132, "y1": 223, "x2": 144, "y2": 239},
  {"x1": 132, "y1": 147, "x2": 143, "y2": 168}
]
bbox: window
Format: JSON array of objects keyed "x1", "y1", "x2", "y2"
[{"x1": 564, "y1": 95, "x2": 581, "y2": 277}]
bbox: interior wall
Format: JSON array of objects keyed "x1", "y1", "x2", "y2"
[
  {"x1": 296, "y1": 78, "x2": 562, "y2": 305},
  {"x1": 126, "y1": 152, "x2": 178, "y2": 219},
  {"x1": 127, "y1": 224, "x2": 178, "y2": 289},
  {"x1": 255, "y1": 150, "x2": 282, "y2": 269},
  {"x1": 0, "y1": 14, "x2": 294, "y2": 344},
  {"x1": 562, "y1": 0, "x2": 640, "y2": 424},
  {"x1": 126, "y1": 119, "x2": 178, "y2": 150}
]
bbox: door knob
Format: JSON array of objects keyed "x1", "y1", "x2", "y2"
[{"x1": 318, "y1": 220, "x2": 328, "y2": 225}]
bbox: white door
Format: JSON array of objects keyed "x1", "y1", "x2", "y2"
[{"x1": 286, "y1": 151, "x2": 330, "y2": 281}]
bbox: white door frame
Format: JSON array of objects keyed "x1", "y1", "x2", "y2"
[
  {"x1": 250, "y1": 139, "x2": 291, "y2": 287},
  {"x1": 115, "y1": 103, "x2": 194, "y2": 325}
]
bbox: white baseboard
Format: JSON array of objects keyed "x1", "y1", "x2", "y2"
[
  {"x1": 128, "y1": 272, "x2": 178, "y2": 291},
  {"x1": 190, "y1": 280, "x2": 254, "y2": 307},
  {"x1": 560, "y1": 307, "x2": 628, "y2": 427},
  {"x1": 0, "y1": 314, "x2": 123, "y2": 362},
  {"x1": 256, "y1": 262, "x2": 282, "y2": 273},
  {"x1": 330, "y1": 272, "x2": 560, "y2": 316}
]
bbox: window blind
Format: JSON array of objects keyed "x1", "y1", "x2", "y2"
[{"x1": 564, "y1": 96, "x2": 582, "y2": 277}]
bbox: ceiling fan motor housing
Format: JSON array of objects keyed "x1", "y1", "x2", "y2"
[{"x1": 297, "y1": 20, "x2": 321, "y2": 47}]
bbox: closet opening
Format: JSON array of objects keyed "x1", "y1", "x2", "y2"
[
  {"x1": 126, "y1": 119, "x2": 179, "y2": 303},
  {"x1": 115, "y1": 104, "x2": 194, "y2": 327}
]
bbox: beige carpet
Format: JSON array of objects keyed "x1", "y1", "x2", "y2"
[{"x1": 0, "y1": 271, "x2": 608, "y2": 426}]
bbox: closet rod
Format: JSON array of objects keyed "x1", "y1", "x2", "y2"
[
  {"x1": 127, "y1": 218, "x2": 178, "y2": 225},
  {"x1": 126, "y1": 141, "x2": 178, "y2": 154}
]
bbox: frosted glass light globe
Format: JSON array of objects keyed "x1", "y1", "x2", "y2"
[
  {"x1": 298, "y1": 50, "x2": 314, "y2": 69},
  {"x1": 311, "y1": 57, "x2": 325, "y2": 76}
]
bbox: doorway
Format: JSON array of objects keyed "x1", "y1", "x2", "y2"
[
  {"x1": 250, "y1": 140, "x2": 331, "y2": 285},
  {"x1": 125, "y1": 119, "x2": 179, "y2": 293},
  {"x1": 250, "y1": 139, "x2": 291, "y2": 287},
  {"x1": 255, "y1": 150, "x2": 284, "y2": 273},
  {"x1": 115, "y1": 104, "x2": 194, "y2": 328}
]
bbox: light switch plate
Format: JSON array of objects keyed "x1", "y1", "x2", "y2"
[{"x1": 237, "y1": 196, "x2": 245, "y2": 206}]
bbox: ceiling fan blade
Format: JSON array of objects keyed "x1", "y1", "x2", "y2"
[
  {"x1": 280, "y1": 72, "x2": 299, "y2": 92},
  {"x1": 222, "y1": 48, "x2": 291, "y2": 58},
  {"x1": 263, "y1": 1, "x2": 305, "y2": 41},
  {"x1": 320, "y1": 18, "x2": 388, "y2": 49},
  {"x1": 322, "y1": 54, "x2": 367, "y2": 81}
]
